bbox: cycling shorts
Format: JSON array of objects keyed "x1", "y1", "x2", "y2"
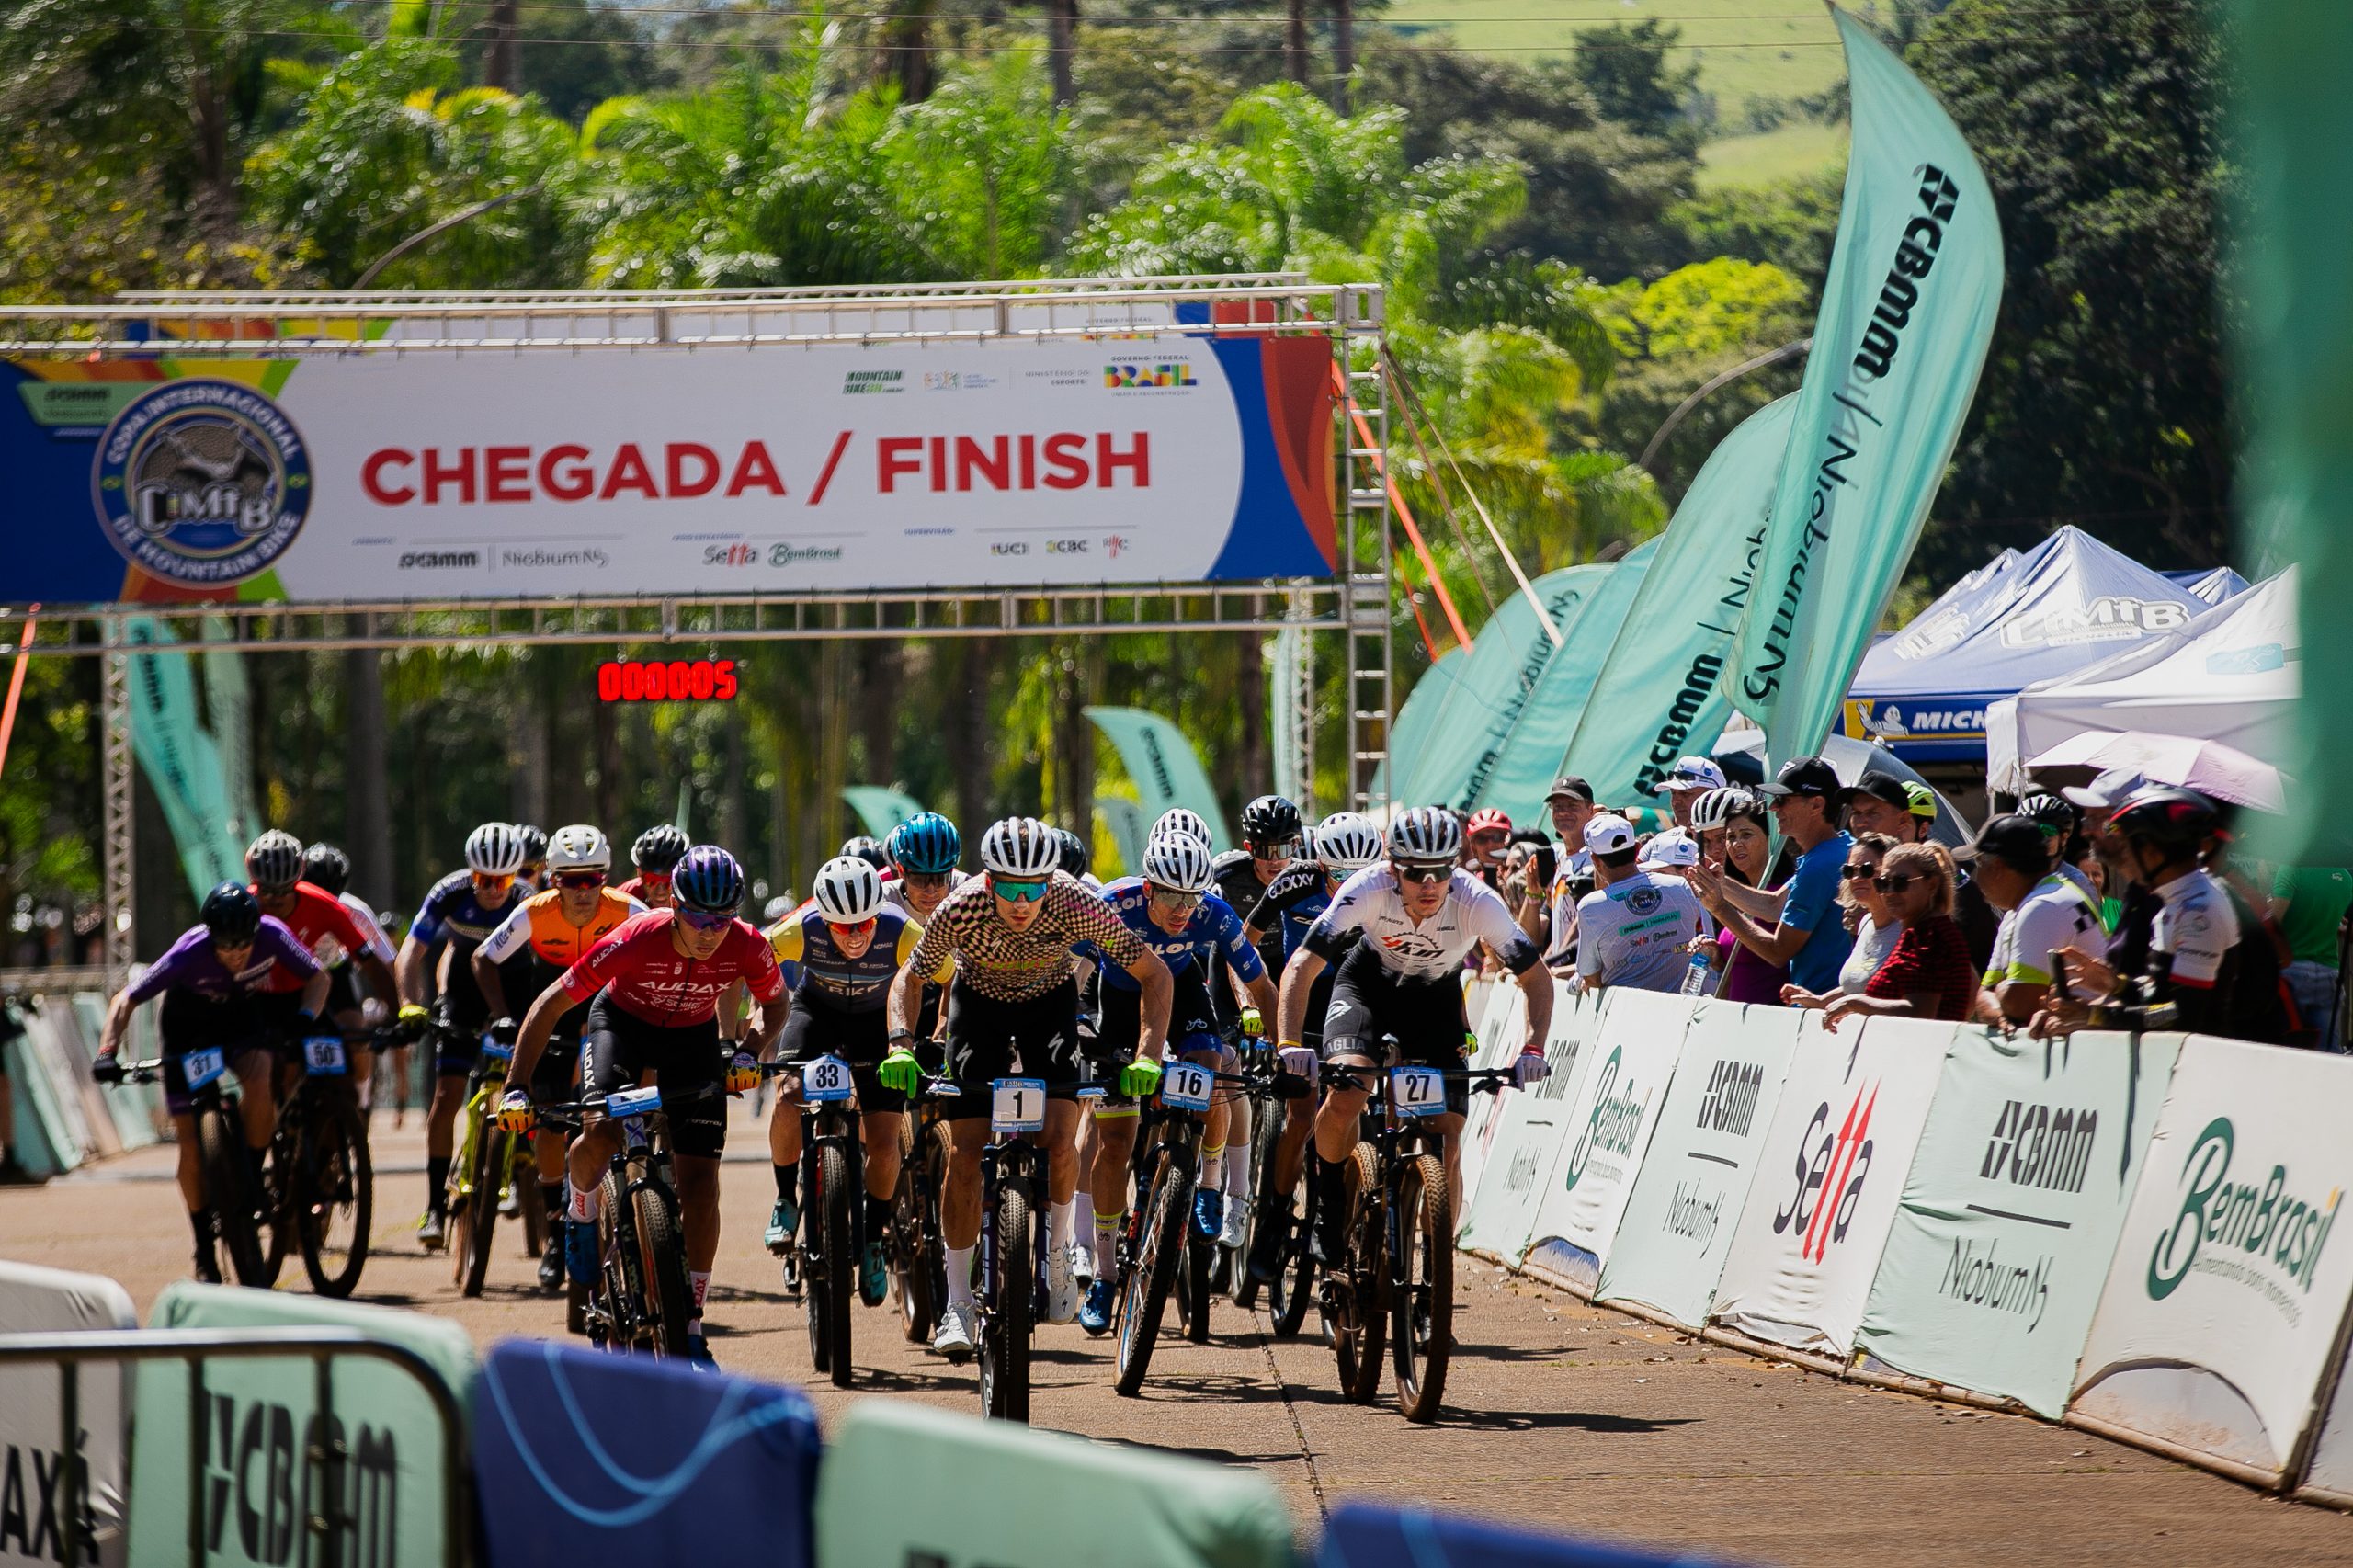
[
  {"x1": 1319, "y1": 944, "x2": 1472, "y2": 1116},
  {"x1": 1087, "y1": 968, "x2": 1224, "y2": 1114},
  {"x1": 430, "y1": 996, "x2": 493, "y2": 1078},
  {"x1": 939, "y1": 977, "x2": 1082, "y2": 1124},
  {"x1": 780, "y1": 996, "x2": 906, "y2": 1115},
  {"x1": 527, "y1": 1033, "x2": 582, "y2": 1105},
  {"x1": 157, "y1": 989, "x2": 275, "y2": 1115},
  {"x1": 582, "y1": 994, "x2": 728, "y2": 1160},
  {"x1": 324, "y1": 963, "x2": 359, "y2": 1021}
]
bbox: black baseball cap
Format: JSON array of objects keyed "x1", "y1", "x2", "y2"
[
  {"x1": 1757, "y1": 756, "x2": 1840, "y2": 801},
  {"x1": 1955, "y1": 813, "x2": 2052, "y2": 872},
  {"x1": 1844, "y1": 774, "x2": 1912, "y2": 815},
  {"x1": 1545, "y1": 776, "x2": 1596, "y2": 804}
]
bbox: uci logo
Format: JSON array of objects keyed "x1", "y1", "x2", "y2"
[{"x1": 93, "y1": 381, "x2": 311, "y2": 586}]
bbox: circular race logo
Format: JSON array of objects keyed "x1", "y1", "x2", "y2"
[{"x1": 93, "y1": 380, "x2": 310, "y2": 587}]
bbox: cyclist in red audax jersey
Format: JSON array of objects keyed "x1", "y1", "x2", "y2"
[{"x1": 504, "y1": 846, "x2": 786, "y2": 1366}]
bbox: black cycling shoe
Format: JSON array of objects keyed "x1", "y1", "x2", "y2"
[
  {"x1": 1247, "y1": 1210, "x2": 1288, "y2": 1283},
  {"x1": 538, "y1": 1220, "x2": 566, "y2": 1293}
]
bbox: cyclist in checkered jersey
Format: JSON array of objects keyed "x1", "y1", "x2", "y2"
[{"x1": 882, "y1": 816, "x2": 1174, "y2": 1360}]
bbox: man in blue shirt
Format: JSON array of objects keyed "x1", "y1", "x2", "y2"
[{"x1": 1690, "y1": 756, "x2": 1857, "y2": 997}]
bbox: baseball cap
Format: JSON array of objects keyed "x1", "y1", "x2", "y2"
[
  {"x1": 1757, "y1": 756, "x2": 1841, "y2": 800},
  {"x1": 1638, "y1": 828, "x2": 1699, "y2": 869},
  {"x1": 2063, "y1": 767, "x2": 2149, "y2": 812},
  {"x1": 1652, "y1": 756, "x2": 1729, "y2": 795},
  {"x1": 1583, "y1": 812, "x2": 1637, "y2": 854},
  {"x1": 1545, "y1": 776, "x2": 1596, "y2": 804},
  {"x1": 1844, "y1": 774, "x2": 1911, "y2": 814},
  {"x1": 1955, "y1": 813, "x2": 2052, "y2": 870}
]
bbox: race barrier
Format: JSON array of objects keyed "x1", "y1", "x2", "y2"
[
  {"x1": 3, "y1": 991, "x2": 159, "y2": 1178},
  {"x1": 1317, "y1": 1499, "x2": 1755, "y2": 1568},
  {"x1": 0, "y1": 1262, "x2": 137, "y2": 1567},
  {"x1": 1456, "y1": 981, "x2": 2353, "y2": 1506}
]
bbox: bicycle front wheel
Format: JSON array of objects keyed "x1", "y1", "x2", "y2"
[
  {"x1": 1113, "y1": 1148, "x2": 1190, "y2": 1397},
  {"x1": 203, "y1": 1105, "x2": 270, "y2": 1287},
  {"x1": 1267, "y1": 1159, "x2": 1313, "y2": 1338},
  {"x1": 299, "y1": 1093, "x2": 374, "y2": 1298},
  {"x1": 1233, "y1": 1105, "x2": 1282, "y2": 1309},
  {"x1": 1392, "y1": 1153, "x2": 1453, "y2": 1422},
  {"x1": 460, "y1": 1124, "x2": 506, "y2": 1299},
  {"x1": 820, "y1": 1142, "x2": 855, "y2": 1388},
  {"x1": 636, "y1": 1178, "x2": 695, "y2": 1358},
  {"x1": 1331, "y1": 1143, "x2": 1387, "y2": 1404},
  {"x1": 983, "y1": 1173, "x2": 1035, "y2": 1424},
  {"x1": 893, "y1": 1121, "x2": 942, "y2": 1344}
]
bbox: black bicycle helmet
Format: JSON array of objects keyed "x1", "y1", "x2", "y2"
[
  {"x1": 840, "y1": 835, "x2": 891, "y2": 872},
  {"x1": 1240, "y1": 794, "x2": 1302, "y2": 852},
  {"x1": 632, "y1": 824, "x2": 690, "y2": 875},
  {"x1": 2109, "y1": 787, "x2": 2221, "y2": 857},
  {"x1": 1054, "y1": 827, "x2": 1091, "y2": 877},
  {"x1": 201, "y1": 881, "x2": 263, "y2": 944},
  {"x1": 514, "y1": 824, "x2": 548, "y2": 867},
  {"x1": 301, "y1": 843, "x2": 351, "y2": 898}
]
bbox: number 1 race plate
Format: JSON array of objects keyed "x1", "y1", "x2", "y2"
[
  {"x1": 303, "y1": 1036, "x2": 347, "y2": 1076},
  {"x1": 1390, "y1": 1066, "x2": 1446, "y2": 1118},
  {"x1": 1159, "y1": 1061, "x2": 1213, "y2": 1111},
  {"x1": 803, "y1": 1054, "x2": 854, "y2": 1103},
  {"x1": 991, "y1": 1077, "x2": 1047, "y2": 1134}
]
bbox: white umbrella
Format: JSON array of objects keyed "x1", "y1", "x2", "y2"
[{"x1": 2027, "y1": 729, "x2": 2286, "y2": 812}]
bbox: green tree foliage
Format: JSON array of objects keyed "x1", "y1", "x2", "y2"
[{"x1": 1569, "y1": 18, "x2": 1699, "y2": 150}]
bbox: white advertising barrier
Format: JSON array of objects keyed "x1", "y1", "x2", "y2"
[
  {"x1": 1595, "y1": 1001, "x2": 1802, "y2": 1328},
  {"x1": 1853, "y1": 1030, "x2": 2183, "y2": 1418},
  {"x1": 1457, "y1": 986, "x2": 1598, "y2": 1262},
  {"x1": 1523, "y1": 988, "x2": 1697, "y2": 1294},
  {"x1": 0, "y1": 1260, "x2": 138, "y2": 1567},
  {"x1": 2070, "y1": 1036, "x2": 2353, "y2": 1485},
  {"x1": 1456, "y1": 981, "x2": 1529, "y2": 1214},
  {"x1": 1707, "y1": 1014, "x2": 1950, "y2": 1357}
]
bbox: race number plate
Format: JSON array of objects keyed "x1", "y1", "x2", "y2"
[
  {"x1": 1390, "y1": 1066, "x2": 1446, "y2": 1118},
  {"x1": 1159, "y1": 1061, "x2": 1213, "y2": 1112},
  {"x1": 303, "y1": 1036, "x2": 347, "y2": 1076},
  {"x1": 991, "y1": 1077, "x2": 1047, "y2": 1134},
  {"x1": 182, "y1": 1048, "x2": 226, "y2": 1092},
  {"x1": 606, "y1": 1085, "x2": 663, "y2": 1119},
  {"x1": 803, "y1": 1054, "x2": 854, "y2": 1103}
]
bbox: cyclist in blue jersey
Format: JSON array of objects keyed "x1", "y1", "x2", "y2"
[{"x1": 1074, "y1": 834, "x2": 1279, "y2": 1335}]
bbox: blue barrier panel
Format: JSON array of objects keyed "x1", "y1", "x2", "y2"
[
  {"x1": 1318, "y1": 1501, "x2": 1751, "y2": 1568},
  {"x1": 472, "y1": 1338, "x2": 820, "y2": 1568}
]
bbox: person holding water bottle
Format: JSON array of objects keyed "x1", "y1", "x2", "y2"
[{"x1": 1572, "y1": 814, "x2": 1712, "y2": 997}]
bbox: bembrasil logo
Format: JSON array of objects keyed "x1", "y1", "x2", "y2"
[
  {"x1": 2146, "y1": 1115, "x2": 2341, "y2": 1321},
  {"x1": 93, "y1": 380, "x2": 311, "y2": 586},
  {"x1": 843, "y1": 369, "x2": 904, "y2": 395},
  {"x1": 1563, "y1": 1046, "x2": 1650, "y2": 1191},
  {"x1": 1103, "y1": 361, "x2": 1196, "y2": 391}
]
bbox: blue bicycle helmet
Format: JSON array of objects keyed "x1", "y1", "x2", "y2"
[
  {"x1": 671, "y1": 845, "x2": 745, "y2": 914},
  {"x1": 887, "y1": 812, "x2": 962, "y2": 875}
]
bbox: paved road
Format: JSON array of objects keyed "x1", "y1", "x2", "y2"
[{"x1": 8, "y1": 1109, "x2": 2353, "y2": 1565}]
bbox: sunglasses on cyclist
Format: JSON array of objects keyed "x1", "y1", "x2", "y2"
[
  {"x1": 554, "y1": 870, "x2": 606, "y2": 891},
  {"x1": 1249, "y1": 840, "x2": 1301, "y2": 862},
  {"x1": 472, "y1": 871, "x2": 516, "y2": 892},
  {"x1": 1392, "y1": 861, "x2": 1451, "y2": 885},
  {"x1": 826, "y1": 916, "x2": 879, "y2": 938},
  {"x1": 903, "y1": 871, "x2": 954, "y2": 892},
  {"x1": 1147, "y1": 883, "x2": 1202, "y2": 911},
  {"x1": 676, "y1": 905, "x2": 734, "y2": 931},
  {"x1": 992, "y1": 877, "x2": 1049, "y2": 903},
  {"x1": 1873, "y1": 873, "x2": 1922, "y2": 894}
]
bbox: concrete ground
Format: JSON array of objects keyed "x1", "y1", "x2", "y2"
[{"x1": 7, "y1": 1106, "x2": 2352, "y2": 1566}]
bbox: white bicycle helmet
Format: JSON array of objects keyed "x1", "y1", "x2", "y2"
[
  {"x1": 546, "y1": 824, "x2": 611, "y2": 874},
  {"x1": 244, "y1": 829, "x2": 306, "y2": 892},
  {"x1": 1141, "y1": 833, "x2": 1216, "y2": 894},
  {"x1": 1313, "y1": 812, "x2": 1382, "y2": 873},
  {"x1": 1150, "y1": 807, "x2": 1213, "y2": 846},
  {"x1": 811, "y1": 855, "x2": 888, "y2": 924},
  {"x1": 465, "y1": 821, "x2": 529, "y2": 877},
  {"x1": 1688, "y1": 786, "x2": 1756, "y2": 833},
  {"x1": 980, "y1": 816, "x2": 1063, "y2": 879},
  {"x1": 1386, "y1": 806, "x2": 1462, "y2": 865}
]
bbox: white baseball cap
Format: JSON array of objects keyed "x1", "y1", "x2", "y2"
[
  {"x1": 1583, "y1": 812, "x2": 1638, "y2": 854},
  {"x1": 1638, "y1": 828, "x2": 1698, "y2": 869},
  {"x1": 1653, "y1": 756, "x2": 1729, "y2": 795}
]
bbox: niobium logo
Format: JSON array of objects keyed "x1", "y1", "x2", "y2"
[{"x1": 94, "y1": 380, "x2": 310, "y2": 585}]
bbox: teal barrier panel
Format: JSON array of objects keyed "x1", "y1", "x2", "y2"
[
  {"x1": 128, "y1": 1283, "x2": 477, "y2": 1567},
  {"x1": 816, "y1": 1400, "x2": 1293, "y2": 1568}
]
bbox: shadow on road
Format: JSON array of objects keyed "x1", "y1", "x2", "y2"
[{"x1": 1426, "y1": 1408, "x2": 1697, "y2": 1435}]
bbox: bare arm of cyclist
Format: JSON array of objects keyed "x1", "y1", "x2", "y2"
[
  {"x1": 507, "y1": 971, "x2": 575, "y2": 1093},
  {"x1": 471, "y1": 946, "x2": 510, "y2": 1021},
  {"x1": 1514, "y1": 953, "x2": 1554, "y2": 1051},
  {"x1": 1124, "y1": 945, "x2": 1176, "y2": 1062},
  {"x1": 1275, "y1": 945, "x2": 1326, "y2": 1049}
]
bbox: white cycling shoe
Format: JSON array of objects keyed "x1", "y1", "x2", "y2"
[
  {"x1": 933, "y1": 1301, "x2": 976, "y2": 1361},
  {"x1": 1046, "y1": 1243, "x2": 1080, "y2": 1324},
  {"x1": 1070, "y1": 1238, "x2": 1097, "y2": 1286},
  {"x1": 1219, "y1": 1193, "x2": 1249, "y2": 1249}
]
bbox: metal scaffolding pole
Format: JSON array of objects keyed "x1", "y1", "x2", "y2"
[{"x1": 99, "y1": 617, "x2": 133, "y2": 986}]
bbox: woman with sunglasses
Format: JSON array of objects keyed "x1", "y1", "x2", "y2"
[
  {"x1": 1781, "y1": 833, "x2": 1900, "y2": 1010},
  {"x1": 472, "y1": 825, "x2": 646, "y2": 1292},
  {"x1": 503, "y1": 845, "x2": 790, "y2": 1367},
  {"x1": 1820, "y1": 844, "x2": 1980, "y2": 1028},
  {"x1": 395, "y1": 821, "x2": 533, "y2": 1252},
  {"x1": 882, "y1": 816, "x2": 1174, "y2": 1361},
  {"x1": 762, "y1": 855, "x2": 943, "y2": 1307}
]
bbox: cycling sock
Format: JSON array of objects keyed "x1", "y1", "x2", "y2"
[
  {"x1": 865, "y1": 1192, "x2": 892, "y2": 1237},
  {"x1": 540, "y1": 1180, "x2": 564, "y2": 1221},
  {"x1": 566, "y1": 1178, "x2": 598, "y2": 1224},
  {"x1": 773, "y1": 1164, "x2": 798, "y2": 1205},
  {"x1": 1199, "y1": 1144, "x2": 1225, "y2": 1191},
  {"x1": 1313, "y1": 1153, "x2": 1350, "y2": 1252},
  {"x1": 426, "y1": 1156, "x2": 450, "y2": 1213},
  {"x1": 188, "y1": 1207, "x2": 213, "y2": 1250},
  {"x1": 946, "y1": 1245, "x2": 976, "y2": 1310},
  {"x1": 1094, "y1": 1210, "x2": 1123, "y2": 1263},
  {"x1": 688, "y1": 1270, "x2": 710, "y2": 1333},
  {"x1": 1049, "y1": 1199, "x2": 1075, "y2": 1252}
]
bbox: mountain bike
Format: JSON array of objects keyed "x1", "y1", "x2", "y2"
[
  {"x1": 1109, "y1": 1057, "x2": 1230, "y2": 1393},
  {"x1": 1321, "y1": 1056, "x2": 1516, "y2": 1422},
  {"x1": 108, "y1": 1050, "x2": 271, "y2": 1287},
  {"x1": 892, "y1": 1071, "x2": 950, "y2": 1347},
  {"x1": 764, "y1": 1053, "x2": 867, "y2": 1389},
  {"x1": 262, "y1": 1027, "x2": 386, "y2": 1298},
  {"x1": 538, "y1": 1082, "x2": 708, "y2": 1358},
  {"x1": 447, "y1": 1026, "x2": 541, "y2": 1298},
  {"x1": 1233, "y1": 1061, "x2": 1317, "y2": 1336}
]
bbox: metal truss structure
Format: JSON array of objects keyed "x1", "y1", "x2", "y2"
[{"x1": 0, "y1": 277, "x2": 1398, "y2": 984}]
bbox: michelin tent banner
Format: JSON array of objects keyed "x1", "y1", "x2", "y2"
[
  {"x1": 1458, "y1": 991, "x2": 1600, "y2": 1262},
  {"x1": 2070, "y1": 1036, "x2": 2353, "y2": 1484},
  {"x1": 1853, "y1": 1029, "x2": 2183, "y2": 1418},
  {"x1": 1524, "y1": 987, "x2": 1696, "y2": 1294},
  {"x1": 1597, "y1": 1002, "x2": 1802, "y2": 1329},
  {"x1": 1708, "y1": 1014, "x2": 1950, "y2": 1356},
  {"x1": 0, "y1": 333, "x2": 1338, "y2": 605}
]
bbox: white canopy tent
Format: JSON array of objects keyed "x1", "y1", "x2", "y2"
[{"x1": 1987, "y1": 568, "x2": 2301, "y2": 793}]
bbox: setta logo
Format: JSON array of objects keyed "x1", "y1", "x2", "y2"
[
  {"x1": 1773, "y1": 1080, "x2": 1878, "y2": 1264},
  {"x1": 2146, "y1": 1115, "x2": 2342, "y2": 1315}
]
